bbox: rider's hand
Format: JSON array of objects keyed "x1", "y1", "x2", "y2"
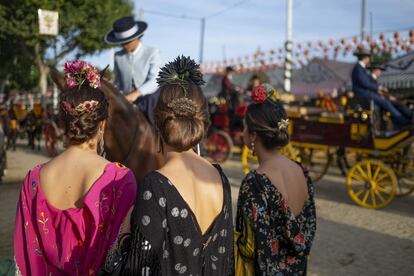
[{"x1": 126, "y1": 90, "x2": 142, "y2": 102}]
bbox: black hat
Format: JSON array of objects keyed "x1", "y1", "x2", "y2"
[
  {"x1": 353, "y1": 48, "x2": 371, "y2": 58},
  {"x1": 104, "y1": 16, "x2": 148, "y2": 45},
  {"x1": 368, "y1": 63, "x2": 385, "y2": 71},
  {"x1": 225, "y1": 66, "x2": 234, "y2": 72}
]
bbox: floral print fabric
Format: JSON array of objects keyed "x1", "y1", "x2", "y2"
[
  {"x1": 236, "y1": 166, "x2": 316, "y2": 275},
  {"x1": 14, "y1": 162, "x2": 136, "y2": 276}
]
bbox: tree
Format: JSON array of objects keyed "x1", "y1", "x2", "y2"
[{"x1": 0, "y1": 0, "x2": 132, "y2": 94}]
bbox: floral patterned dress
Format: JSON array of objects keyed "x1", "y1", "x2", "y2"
[
  {"x1": 236, "y1": 166, "x2": 316, "y2": 275},
  {"x1": 14, "y1": 162, "x2": 137, "y2": 276}
]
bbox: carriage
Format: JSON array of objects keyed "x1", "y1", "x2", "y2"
[
  {"x1": 242, "y1": 93, "x2": 414, "y2": 209},
  {"x1": 43, "y1": 104, "x2": 61, "y2": 157},
  {"x1": 26, "y1": 103, "x2": 44, "y2": 151},
  {"x1": 203, "y1": 96, "x2": 248, "y2": 163},
  {"x1": 6, "y1": 102, "x2": 28, "y2": 150}
]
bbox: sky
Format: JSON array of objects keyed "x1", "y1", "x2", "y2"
[{"x1": 84, "y1": 0, "x2": 414, "y2": 69}]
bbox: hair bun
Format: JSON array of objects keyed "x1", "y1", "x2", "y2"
[{"x1": 167, "y1": 97, "x2": 197, "y2": 118}]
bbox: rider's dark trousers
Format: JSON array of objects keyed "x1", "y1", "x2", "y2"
[
  {"x1": 134, "y1": 90, "x2": 160, "y2": 126},
  {"x1": 356, "y1": 89, "x2": 410, "y2": 126}
]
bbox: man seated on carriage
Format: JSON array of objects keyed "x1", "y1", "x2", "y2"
[
  {"x1": 105, "y1": 16, "x2": 161, "y2": 125},
  {"x1": 368, "y1": 63, "x2": 413, "y2": 122},
  {"x1": 218, "y1": 66, "x2": 242, "y2": 112},
  {"x1": 351, "y1": 49, "x2": 411, "y2": 128}
]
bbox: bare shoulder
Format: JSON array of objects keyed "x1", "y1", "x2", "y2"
[
  {"x1": 193, "y1": 156, "x2": 223, "y2": 181},
  {"x1": 159, "y1": 155, "x2": 222, "y2": 184},
  {"x1": 42, "y1": 152, "x2": 109, "y2": 177}
]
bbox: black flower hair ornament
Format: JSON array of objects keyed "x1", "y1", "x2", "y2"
[{"x1": 156, "y1": 55, "x2": 205, "y2": 92}]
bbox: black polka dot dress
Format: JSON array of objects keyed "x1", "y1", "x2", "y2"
[{"x1": 115, "y1": 164, "x2": 234, "y2": 275}]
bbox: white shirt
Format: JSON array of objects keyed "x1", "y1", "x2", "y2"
[
  {"x1": 359, "y1": 61, "x2": 366, "y2": 69},
  {"x1": 113, "y1": 44, "x2": 161, "y2": 96}
]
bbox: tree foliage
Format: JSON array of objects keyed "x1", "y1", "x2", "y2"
[{"x1": 0, "y1": 0, "x2": 132, "y2": 92}]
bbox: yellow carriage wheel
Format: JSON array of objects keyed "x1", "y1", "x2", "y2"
[
  {"x1": 298, "y1": 147, "x2": 331, "y2": 182},
  {"x1": 241, "y1": 144, "x2": 298, "y2": 175},
  {"x1": 394, "y1": 145, "x2": 414, "y2": 197},
  {"x1": 280, "y1": 144, "x2": 299, "y2": 161},
  {"x1": 347, "y1": 160, "x2": 396, "y2": 209}
]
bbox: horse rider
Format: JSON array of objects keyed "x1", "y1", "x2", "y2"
[
  {"x1": 105, "y1": 16, "x2": 161, "y2": 124},
  {"x1": 218, "y1": 66, "x2": 242, "y2": 113},
  {"x1": 368, "y1": 62, "x2": 413, "y2": 121},
  {"x1": 351, "y1": 48, "x2": 410, "y2": 127}
]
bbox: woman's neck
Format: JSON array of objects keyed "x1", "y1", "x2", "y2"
[
  {"x1": 66, "y1": 143, "x2": 98, "y2": 155},
  {"x1": 163, "y1": 148, "x2": 196, "y2": 162},
  {"x1": 256, "y1": 145, "x2": 281, "y2": 165}
]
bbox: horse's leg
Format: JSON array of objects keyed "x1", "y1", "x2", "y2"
[
  {"x1": 12, "y1": 130, "x2": 17, "y2": 151},
  {"x1": 36, "y1": 127, "x2": 41, "y2": 151}
]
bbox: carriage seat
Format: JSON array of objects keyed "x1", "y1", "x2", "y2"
[
  {"x1": 321, "y1": 112, "x2": 343, "y2": 119},
  {"x1": 319, "y1": 112, "x2": 344, "y2": 123},
  {"x1": 375, "y1": 129, "x2": 402, "y2": 139},
  {"x1": 285, "y1": 106, "x2": 325, "y2": 117}
]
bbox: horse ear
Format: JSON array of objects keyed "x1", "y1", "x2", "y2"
[
  {"x1": 49, "y1": 66, "x2": 66, "y2": 92},
  {"x1": 100, "y1": 65, "x2": 109, "y2": 78}
]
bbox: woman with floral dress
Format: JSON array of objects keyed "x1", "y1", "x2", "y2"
[
  {"x1": 13, "y1": 61, "x2": 137, "y2": 276},
  {"x1": 236, "y1": 84, "x2": 316, "y2": 275}
]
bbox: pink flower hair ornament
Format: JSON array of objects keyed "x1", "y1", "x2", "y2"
[{"x1": 64, "y1": 60, "x2": 101, "y2": 89}]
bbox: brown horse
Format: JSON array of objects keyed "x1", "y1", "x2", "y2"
[{"x1": 50, "y1": 68, "x2": 163, "y2": 183}]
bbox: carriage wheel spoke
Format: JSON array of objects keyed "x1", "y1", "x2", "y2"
[
  {"x1": 353, "y1": 189, "x2": 365, "y2": 198},
  {"x1": 376, "y1": 185, "x2": 392, "y2": 195},
  {"x1": 366, "y1": 162, "x2": 373, "y2": 179},
  {"x1": 361, "y1": 190, "x2": 370, "y2": 204},
  {"x1": 375, "y1": 173, "x2": 389, "y2": 183},
  {"x1": 370, "y1": 190, "x2": 377, "y2": 208},
  {"x1": 374, "y1": 189, "x2": 386, "y2": 203},
  {"x1": 350, "y1": 180, "x2": 365, "y2": 186},
  {"x1": 351, "y1": 173, "x2": 366, "y2": 183},
  {"x1": 355, "y1": 165, "x2": 368, "y2": 180},
  {"x1": 372, "y1": 166, "x2": 381, "y2": 182}
]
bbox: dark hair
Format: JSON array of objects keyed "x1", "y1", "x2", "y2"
[
  {"x1": 59, "y1": 85, "x2": 108, "y2": 145},
  {"x1": 154, "y1": 83, "x2": 210, "y2": 152},
  {"x1": 245, "y1": 100, "x2": 289, "y2": 150}
]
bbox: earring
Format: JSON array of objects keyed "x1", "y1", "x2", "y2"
[
  {"x1": 251, "y1": 142, "x2": 256, "y2": 156},
  {"x1": 98, "y1": 130, "x2": 105, "y2": 157}
]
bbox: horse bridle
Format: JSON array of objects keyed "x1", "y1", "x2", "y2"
[{"x1": 121, "y1": 118, "x2": 140, "y2": 164}]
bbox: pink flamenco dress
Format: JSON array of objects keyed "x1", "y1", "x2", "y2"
[{"x1": 13, "y1": 162, "x2": 137, "y2": 276}]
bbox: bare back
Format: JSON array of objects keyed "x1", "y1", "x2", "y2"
[
  {"x1": 158, "y1": 152, "x2": 224, "y2": 234},
  {"x1": 257, "y1": 155, "x2": 308, "y2": 216},
  {"x1": 39, "y1": 149, "x2": 110, "y2": 210}
]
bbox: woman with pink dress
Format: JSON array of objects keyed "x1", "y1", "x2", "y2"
[{"x1": 13, "y1": 61, "x2": 137, "y2": 276}]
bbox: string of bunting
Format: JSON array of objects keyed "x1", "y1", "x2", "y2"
[{"x1": 201, "y1": 29, "x2": 414, "y2": 74}]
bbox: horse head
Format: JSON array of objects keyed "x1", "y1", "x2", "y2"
[{"x1": 49, "y1": 67, "x2": 163, "y2": 183}]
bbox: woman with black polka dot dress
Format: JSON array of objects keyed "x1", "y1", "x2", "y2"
[{"x1": 100, "y1": 56, "x2": 233, "y2": 276}]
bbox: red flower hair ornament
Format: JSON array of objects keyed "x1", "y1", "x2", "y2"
[
  {"x1": 251, "y1": 84, "x2": 280, "y2": 104},
  {"x1": 251, "y1": 85, "x2": 267, "y2": 104}
]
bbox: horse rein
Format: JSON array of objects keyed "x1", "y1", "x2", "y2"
[{"x1": 121, "y1": 114, "x2": 140, "y2": 164}]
